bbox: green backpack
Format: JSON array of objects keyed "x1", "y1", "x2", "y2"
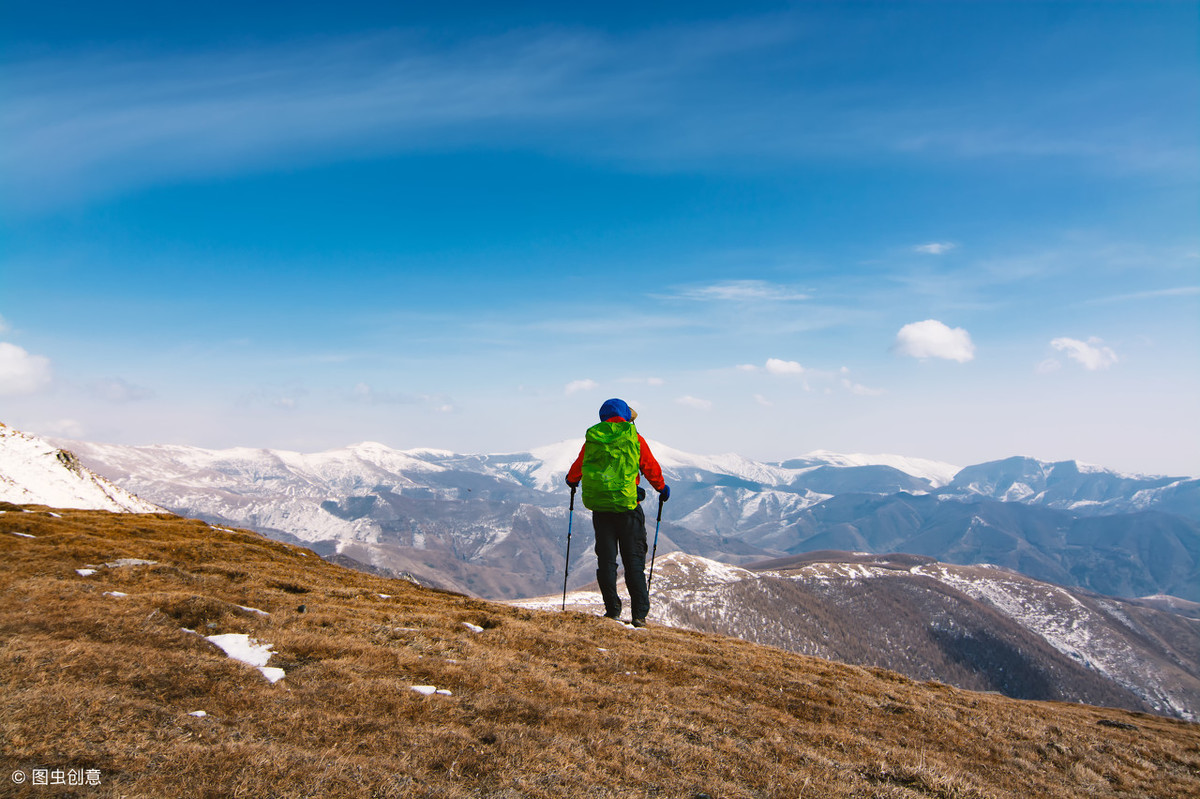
[{"x1": 581, "y1": 421, "x2": 641, "y2": 512}]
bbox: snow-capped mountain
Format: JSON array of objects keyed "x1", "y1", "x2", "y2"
[
  {"x1": 515, "y1": 550, "x2": 1200, "y2": 722},
  {"x1": 941, "y1": 455, "x2": 1197, "y2": 513},
  {"x1": 48, "y1": 431, "x2": 1200, "y2": 602},
  {"x1": 0, "y1": 424, "x2": 162, "y2": 513}
]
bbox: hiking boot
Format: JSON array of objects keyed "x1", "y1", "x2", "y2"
[
  {"x1": 602, "y1": 611, "x2": 621, "y2": 620},
  {"x1": 631, "y1": 617, "x2": 648, "y2": 628}
]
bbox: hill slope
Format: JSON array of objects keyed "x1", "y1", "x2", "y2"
[
  {"x1": 0, "y1": 424, "x2": 161, "y2": 513},
  {"x1": 2, "y1": 504, "x2": 1198, "y2": 798},
  {"x1": 518, "y1": 552, "x2": 1200, "y2": 721}
]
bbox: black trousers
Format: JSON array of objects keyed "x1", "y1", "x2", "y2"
[{"x1": 592, "y1": 504, "x2": 649, "y2": 621}]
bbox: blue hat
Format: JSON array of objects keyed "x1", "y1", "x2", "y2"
[{"x1": 598, "y1": 398, "x2": 634, "y2": 422}]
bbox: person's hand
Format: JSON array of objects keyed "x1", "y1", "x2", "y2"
[
  {"x1": 660, "y1": 484, "x2": 671, "y2": 502},
  {"x1": 566, "y1": 479, "x2": 579, "y2": 490},
  {"x1": 637, "y1": 486, "x2": 646, "y2": 502}
]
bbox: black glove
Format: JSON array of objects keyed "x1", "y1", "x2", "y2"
[
  {"x1": 637, "y1": 486, "x2": 646, "y2": 502},
  {"x1": 566, "y1": 479, "x2": 579, "y2": 490},
  {"x1": 660, "y1": 484, "x2": 671, "y2": 502}
]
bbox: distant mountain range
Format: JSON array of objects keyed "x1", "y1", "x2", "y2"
[
  {"x1": 518, "y1": 550, "x2": 1200, "y2": 722},
  {"x1": 39, "y1": 431, "x2": 1198, "y2": 604}
]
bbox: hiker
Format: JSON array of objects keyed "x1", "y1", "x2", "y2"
[{"x1": 565, "y1": 398, "x2": 670, "y2": 627}]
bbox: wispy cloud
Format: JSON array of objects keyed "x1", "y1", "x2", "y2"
[
  {"x1": 239, "y1": 386, "x2": 311, "y2": 410},
  {"x1": 6, "y1": 11, "x2": 1188, "y2": 211},
  {"x1": 564, "y1": 379, "x2": 599, "y2": 395},
  {"x1": 1048, "y1": 337, "x2": 1118, "y2": 371},
  {"x1": 676, "y1": 395, "x2": 712, "y2": 411},
  {"x1": 736, "y1": 358, "x2": 808, "y2": 376},
  {"x1": 89, "y1": 377, "x2": 155, "y2": 403},
  {"x1": 352, "y1": 383, "x2": 414, "y2": 404},
  {"x1": 839, "y1": 367, "x2": 885, "y2": 396},
  {"x1": 39, "y1": 418, "x2": 86, "y2": 438},
  {"x1": 893, "y1": 320, "x2": 975, "y2": 363},
  {"x1": 351, "y1": 383, "x2": 457, "y2": 412},
  {"x1": 2, "y1": 24, "x2": 803, "y2": 207},
  {"x1": 914, "y1": 242, "x2": 956, "y2": 255},
  {"x1": 669, "y1": 280, "x2": 810, "y2": 303},
  {"x1": 1083, "y1": 286, "x2": 1200, "y2": 305}
]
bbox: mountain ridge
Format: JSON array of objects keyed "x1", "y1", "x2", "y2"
[
  {"x1": 0, "y1": 423, "x2": 162, "y2": 514},
  {"x1": 27, "y1": 428, "x2": 1198, "y2": 604},
  {"x1": 515, "y1": 550, "x2": 1200, "y2": 721}
]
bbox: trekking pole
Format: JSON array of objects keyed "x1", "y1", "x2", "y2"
[
  {"x1": 647, "y1": 495, "x2": 664, "y2": 591},
  {"x1": 561, "y1": 485, "x2": 576, "y2": 611}
]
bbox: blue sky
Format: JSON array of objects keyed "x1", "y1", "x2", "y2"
[{"x1": 2, "y1": 1, "x2": 1197, "y2": 475}]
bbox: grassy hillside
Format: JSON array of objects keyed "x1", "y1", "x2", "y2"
[{"x1": 2, "y1": 505, "x2": 1198, "y2": 798}]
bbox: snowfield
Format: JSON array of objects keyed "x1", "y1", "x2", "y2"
[{"x1": 0, "y1": 424, "x2": 162, "y2": 513}]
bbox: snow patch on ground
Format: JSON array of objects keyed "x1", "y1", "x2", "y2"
[
  {"x1": 203, "y1": 632, "x2": 285, "y2": 683},
  {"x1": 411, "y1": 685, "x2": 453, "y2": 696}
]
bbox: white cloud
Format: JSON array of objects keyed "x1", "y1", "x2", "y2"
[
  {"x1": 736, "y1": 364, "x2": 759, "y2": 373},
  {"x1": 1050, "y1": 337, "x2": 1118, "y2": 371},
  {"x1": 764, "y1": 358, "x2": 805, "y2": 376},
  {"x1": 0, "y1": 342, "x2": 52, "y2": 395},
  {"x1": 753, "y1": 394, "x2": 773, "y2": 407},
  {"x1": 565, "y1": 379, "x2": 598, "y2": 395},
  {"x1": 914, "y1": 242, "x2": 956, "y2": 255},
  {"x1": 893, "y1": 320, "x2": 975, "y2": 363},
  {"x1": 676, "y1": 395, "x2": 712, "y2": 410},
  {"x1": 0, "y1": 315, "x2": 9, "y2": 334}
]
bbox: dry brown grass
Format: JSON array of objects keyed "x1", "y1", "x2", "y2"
[{"x1": 2, "y1": 504, "x2": 1198, "y2": 798}]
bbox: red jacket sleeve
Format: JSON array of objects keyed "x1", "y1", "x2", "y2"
[
  {"x1": 566, "y1": 443, "x2": 586, "y2": 484},
  {"x1": 638, "y1": 435, "x2": 666, "y2": 492}
]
